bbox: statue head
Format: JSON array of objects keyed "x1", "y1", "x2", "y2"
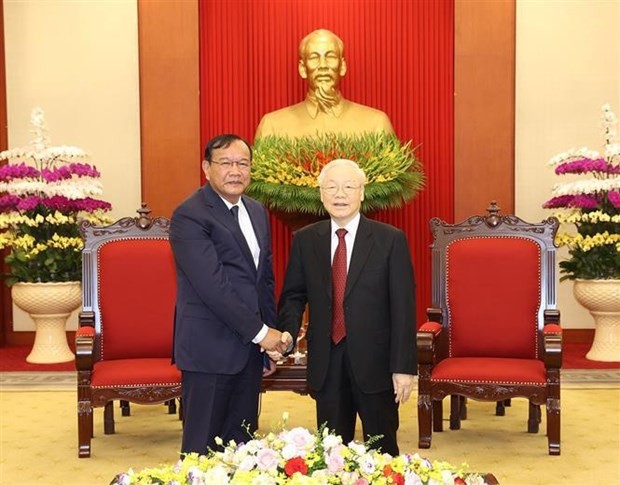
[{"x1": 298, "y1": 29, "x2": 347, "y2": 111}]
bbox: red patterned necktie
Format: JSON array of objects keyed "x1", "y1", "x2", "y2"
[{"x1": 332, "y1": 228, "x2": 348, "y2": 344}]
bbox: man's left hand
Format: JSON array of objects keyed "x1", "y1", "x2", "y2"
[
  {"x1": 262, "y1": 358, "x2": 277, "y2": 377},
  {"x1": 392, "y1": 373, "x2": 415, "y2": 403}
]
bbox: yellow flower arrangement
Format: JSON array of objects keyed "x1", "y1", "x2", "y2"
[{"x1": 248, "y1": 132, "x2": 425, "y2": 216}]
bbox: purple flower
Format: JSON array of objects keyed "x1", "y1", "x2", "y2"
[
  {"x1": 543, "y1": 194, "x2": 600, "y2": 209},
  {"x1": 70, "y1": 163, "x2": 101, "y2": 177},
  {"x1": 43, "y1": 195, "x2": 111, "y2": 213},
  {"x1": 16, "y1": 196, "x2": 42, "y2": 211},
  {"x1": 0, "y1": 163, "x2": 40, "y2": 181},
  {"x1": 608, "y1": 190, "x2": 620, "y2": 208},
  {"x1": 0, "y1": 194, "x2": 22, "y2": 212},
  {"x1": 40, "y1": 163, "x2": 101, "y2": 182},
  {"x1": 554, "y1": 158, "x2": 620, "y2": 175}
]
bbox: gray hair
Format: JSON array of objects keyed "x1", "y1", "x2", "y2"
[{"x1": 318, "y1": 159, "x2": 367, "y2": 186}]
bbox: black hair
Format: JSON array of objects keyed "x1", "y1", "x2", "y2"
[{"x1": 204, "y1": 134, "x2": 252, "y2": 162}]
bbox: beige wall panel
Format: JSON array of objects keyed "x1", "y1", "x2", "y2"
[
  {"x1": 515, "y1": 0, "x2": 620, "y2": 329},
  {"x1": 4, "y1": 0, "x2": 141, "y2": 331}
]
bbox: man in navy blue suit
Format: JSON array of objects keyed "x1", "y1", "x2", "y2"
[{"x1": 170, "y1": 134, "x2": 291, "y2": 455}]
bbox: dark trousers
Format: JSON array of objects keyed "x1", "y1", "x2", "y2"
[
  {"x1": 313, "y1": 340, "x2": 400, "y2": 456},
  {"x1": 180, "y1": 349, "x2": 262, "y2": 455}
]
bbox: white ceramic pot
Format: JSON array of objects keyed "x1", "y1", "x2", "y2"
[
  {"x1": 11, "y1": 281, "x2": 82, "y2": 364},
  {"x1": 573, "y1": 279, "x2": 620, "y2": 362}
]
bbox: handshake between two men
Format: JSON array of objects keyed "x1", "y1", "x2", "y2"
[{"x1": 258, "y1": 327, "x2": 293, "y2": 375}]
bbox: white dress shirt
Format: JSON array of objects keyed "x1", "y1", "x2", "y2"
[
  {"x1": 220, "y1": 196, "x2": 266, "y2": 343},
  {"x1": 330, "y1": 212, "x2": 361, "y2": 271}
]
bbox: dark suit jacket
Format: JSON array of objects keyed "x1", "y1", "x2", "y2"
[
  {"x1": 278, "y1": 215, "x2": 416, "y2": 394},
  {"x1": 170, "y1": 183, "x2": 276, "y2": 374}
]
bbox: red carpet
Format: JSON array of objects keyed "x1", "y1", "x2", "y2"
[
  {"x1": 561, "y1": 343, "x2": 620, "y2": 369},
  {"x1": 0, "y1": 343, "x2": 618, "y2": 372},
  {"x1": 0, "y1": 345, "x2": 76, "y2": 371}
]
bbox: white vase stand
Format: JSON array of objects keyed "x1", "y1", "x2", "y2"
[
  {"x1": 11, "y1": 281, "x2": 81, "y2": 365},
  {"x1": 26, "y1": 312, "x2": 75, "y2": 363},
  {"x1": 573, "y1": 279, "x2": 620, "y2": 362},
  {"x1": 585, "y1": 311, "x2": 620, "y2": 362}
]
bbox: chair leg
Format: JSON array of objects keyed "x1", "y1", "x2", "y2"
[
  {"x1": 104, "y1": 401, "x2": 115, "y2": 435},
  {"x1": 450, "y1": 395, "x2": 461, "y2": 430},
  {"x1": 167, "y1": 399, "x2": 177, "y2": 414},
  {"x1": 504, "y1": 398, "x2": 512, "y2": 407},
  {"x1": 459, "y1": 396, "x2": 467, "y2": 420},
  {"x1": 418, "y1": 396, "x2": 433, "y2": 448},
  {"x1": 432, "y1": 400, "x2": 443, "y2": 432},
  {"x1": 528, "y1": 402, "x2": 540, "y2": 433},
  {"x1": 77, "y1": 400, "x2": 93, "y2": 458},
  {"x1": 546, "y1": 398, "x2": 561, "y2": 455},
  {"x1": 120, "y1": 400, "x2": 130, "y2": 417},
  {"x1": 495, "y1": 400, "x2": 506, "y2": 416}
]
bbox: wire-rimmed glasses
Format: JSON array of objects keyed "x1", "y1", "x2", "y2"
[
  {"x1": 320, "y1": 183, "x2": 362, "y2": 196},
  {"x1": 210, "y1": 158, "x2": 252, "y2": 171}
]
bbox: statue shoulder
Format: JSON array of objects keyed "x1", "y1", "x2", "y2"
[
  {"x1": 342, "y1": 100, "x2": 394, "y2": 134},
  {"x1": 255, "y1": 102, "x2": 307, "y2": 138}
]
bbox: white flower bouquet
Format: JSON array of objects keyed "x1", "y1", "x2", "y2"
[{"x1": 111, "y1": 423, "x2": 487, "y2": 485}]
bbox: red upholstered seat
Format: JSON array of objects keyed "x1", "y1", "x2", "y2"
[
  {"x1": 75, "y1": 207, "x2": 181, "y2": 458},
  {"x1": 430, "y1": 358, "x2": 546, "y2": 384},
  {"x1": 417, "y1": 202, "x2": 562, "y2": 455},
  {"x1": 90, "y1": 359, "x2": 180, "y2": 389}
]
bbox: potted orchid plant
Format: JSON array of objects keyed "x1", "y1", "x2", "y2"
[
  {"x1": 0, "y1": 108, "x2": 112, "y2": 363},
  {"x1": 542, "y1": 103, "x2": 620, "y2": 281},
  {"x1": 543, "y1": 103, "x2": 620, "y2": 362}
]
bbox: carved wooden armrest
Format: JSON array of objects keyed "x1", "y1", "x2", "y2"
[
  {"x1": 75, "y1": 326, "x2": 95, "y2": 371},
  {"x1": 543, "y1": 309, "x2": 560, "y2": 325},
  {"x1": 417, "y1": 321, "x2": 442, "y2": 365},
  {"x1": 543, "y1": 323, "x2": 562, "y2": 368},
  {"x1": 79, "y1": 310, "x2": 95, "y2": 328},
  {"x1": 426, "y1": 307, "x2": 443, "y2": 324}
]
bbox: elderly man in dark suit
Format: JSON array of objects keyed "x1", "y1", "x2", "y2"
[
  {"x1": 170, "y1": 134, "x2": 291, "y2": 455},
  {"x1": 276, "y1": 159, "x2": 416, "y2": 456}
]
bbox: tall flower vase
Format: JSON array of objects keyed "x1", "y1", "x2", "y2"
[
  {"x1": 11, "y1": 281, "x2": 82, "y2": 364},
  {"x1": 573, "y1": 279, "x2": 620, "y2": 362}
]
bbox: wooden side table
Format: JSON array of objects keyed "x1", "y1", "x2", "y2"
[{"x1": 261, "y1": 355, "x2": 309, "y2": 395}]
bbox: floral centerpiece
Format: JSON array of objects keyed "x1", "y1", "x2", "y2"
[
  {"x1": 0, "y1": 108, "x2": 112, "y2": 286},
  {"x1": 111, "y1": 423, "x2": 487, "y2": 485},
  {"x1": 543, "y1": 104, "x2": 620, "y2": 281},
  {"x1": 248, "y1": 133, "x2": 425, "y2": 216}
]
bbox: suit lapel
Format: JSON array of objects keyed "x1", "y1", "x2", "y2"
[
  {"x1": 203, "y1": 185, "x2": 257, "y2": 275},
  {"x1": 242, "y1": 195, "x2": 266, "y2": 274},
  {"x1": 345, "y1": 216, "x2": 373, "y2": 297},
  {"x1": 313, "y1": 220, "x2": 333, "y2": 299}
]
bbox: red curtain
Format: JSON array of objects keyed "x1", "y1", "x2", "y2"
[{"x1": 199, "y1": 0, "x2": 454, "y2": 327}]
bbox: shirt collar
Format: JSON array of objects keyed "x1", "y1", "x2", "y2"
[
  {"x1": 331, "y1": 212, "x2": 361, "y2": 239},
  {"x1": 219, "y1": 196, "x2": 243, "y2": 211},
  {"x1": 304, "y1": 95, "x2": 344, "y2": 119}
]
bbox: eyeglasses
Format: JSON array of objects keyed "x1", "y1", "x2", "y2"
[
  {"x1": 320, "y1": 184, "x2": 362, "y2": 196},
  {"x1": 210, "y1": 158, "x2": 252, "y2": 171}
]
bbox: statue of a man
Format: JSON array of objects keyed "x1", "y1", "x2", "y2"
[{"x1": 255, "y1": 29, "x2": 395, "y2": 139}]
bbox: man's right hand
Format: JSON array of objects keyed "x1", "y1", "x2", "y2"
[{"x1": 259, "y1": 327, "x2": 289, "y2": 353}]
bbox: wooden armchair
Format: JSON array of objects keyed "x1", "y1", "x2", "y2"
[
  {"x1": 76, "y1": 205, "x2": 181, "y2": 458},
  {"x1": 417, "y1": 202, "x2": 562, "y2": 455}
]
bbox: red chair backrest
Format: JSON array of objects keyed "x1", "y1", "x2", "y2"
[
  {"x1": 446, "y1": 236, "x2": 541, "y2": 359},
  {"x1": 97, "y1": 238, "x2": 176, "y2": 360}
]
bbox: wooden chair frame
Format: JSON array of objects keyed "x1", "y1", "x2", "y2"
[
  {"x1": 417, "y1": 202, "x2": 562, "y2": 455},
  {"x1": 76, "y1": 206, "x2": 181, "y2": 458}
]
